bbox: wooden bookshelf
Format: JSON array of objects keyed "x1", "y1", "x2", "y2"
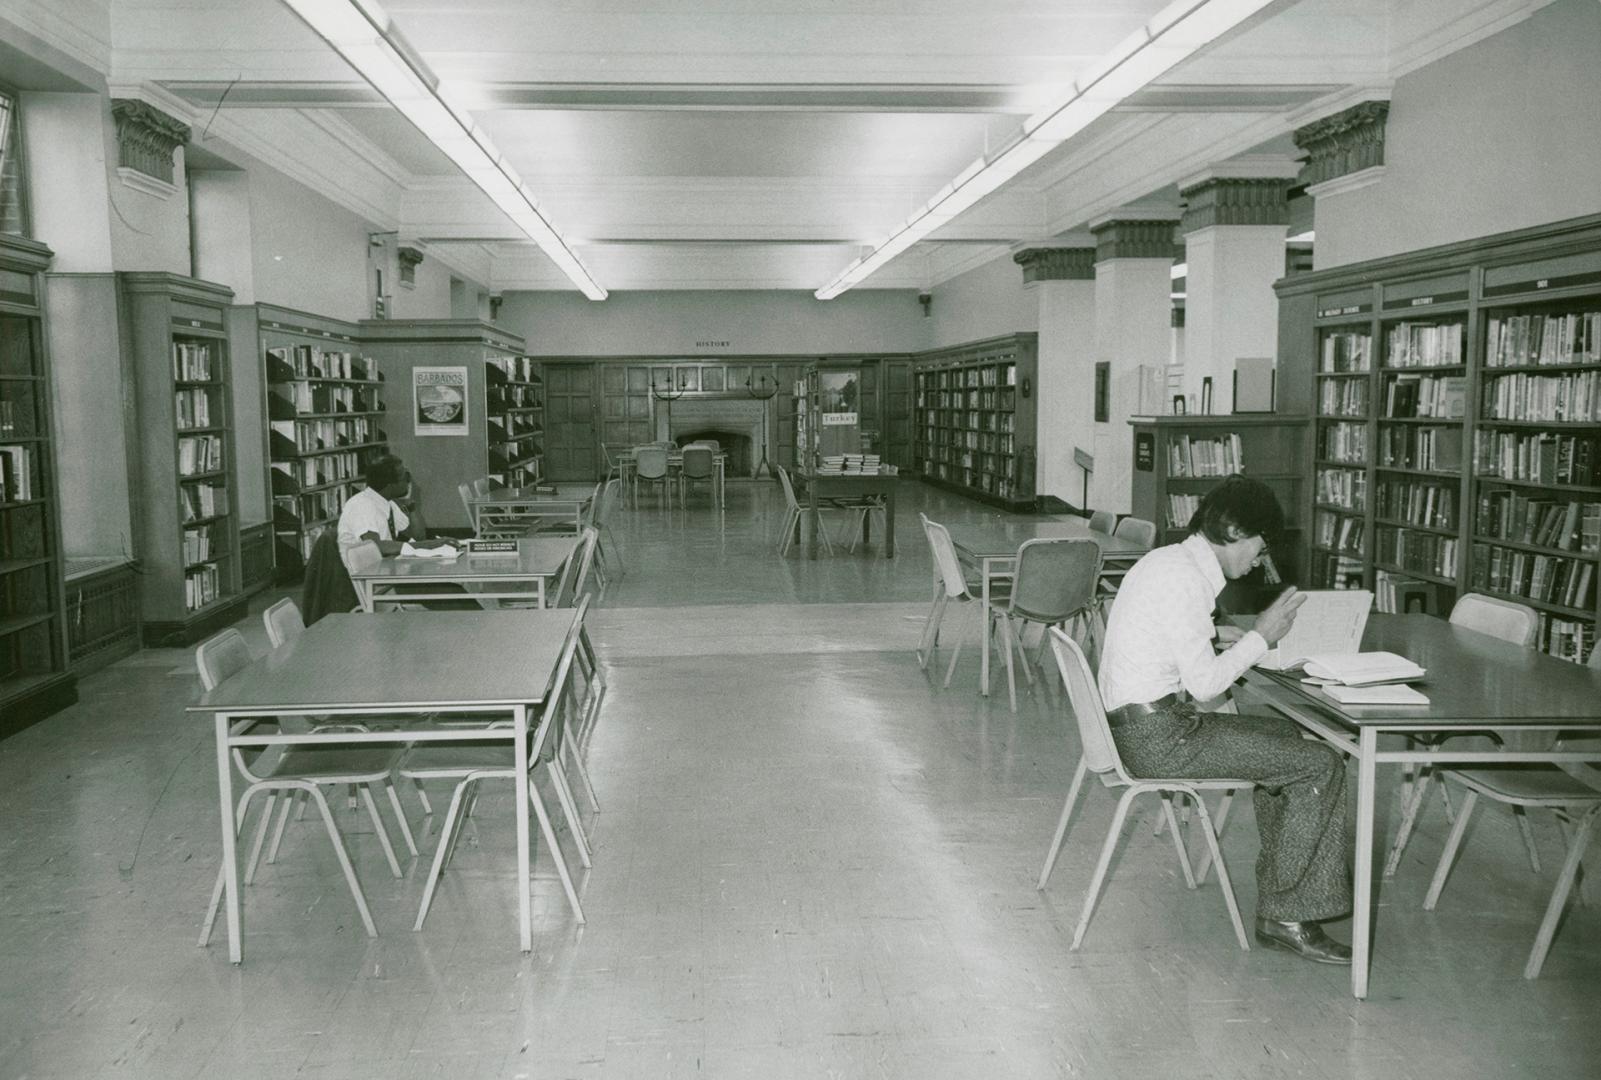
[
  {"x1": 0, "y1": 235, "x2": 76, "y2": 733},
  {"x1": 485, "y1": 355, "x2": 544, "y2": 489},
  {"x1": 1128, "y1": 414, "x2": 1310, "y2": 609},
  {"x1": 120, "y1": 273, "x2": 244, "y2": 646},
  {"x1": 912, "y1": 333, "x2": 1037, "y2": 509},
  {"x1": 260, "y1": 309, "x2": 387, "y2": 582},
  {"x1": 1277, "y1": 212, "x2": 1601, "y2": 663}
]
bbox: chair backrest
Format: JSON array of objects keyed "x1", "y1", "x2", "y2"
[
  {"x1": 634, "y1": 446, "x2": 669, "y2": 479},
  {"x1": 553, "y1": 527, "x2": 600, "y2": 609},
  {"x1": 471, "y1": 476, "x2": 494, "y2": 497},
  {"x1": 1047, "y1": 627, "x2": 1130, "y2": 785},
  {"x1": 531, "y1": 595, "x2": 591, "y2": 766},
  {"x1": 920, "y1": 514, "x2": 973, "y2": 601},
  {"x1": 458, "y1": 481, "x2": 477, "y2": 524},
  {"x1": 599, "y1": 443, "x2": 617, "y2": 470},
  {"x1": 1112, "y1": 516, "x2": 1157, "y2": 548},
  {"x1": 688, "y1": 439, "x2": 720, "y2": 452},
  {"x1": 196, "y1": 628, "x2": 253, "y2": 691},
  {"x1": 262, "y1": 598, "x2": 305, "y2": 649},
  {"x1": 1010, "y1": 538, "x2": 1103, "y2": 623},
  {"x1": 345, "y1": 538, "x2": 382, "y2": 574},
  {"x1": 596, "y1": 477, "x2": 622, "y2": 527},
  {"x1": 1087, "y1": 509, "x2": 1116, "y2": 534},
  {"x1": 777, "y1": 465, "x2": 802, "y2": 513},
  {"x1": 681, "y1": 445, "x2": 715, "y2": 479},
  {"x1": 1449, "y1": 592, "x2": 1538, "y2": 647},
  {"x1": 581, "y1": 480, "x2": 604, "y2": 527}
]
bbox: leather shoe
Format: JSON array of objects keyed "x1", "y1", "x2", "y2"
[{"x1": 1254, "y1": 917, "x2": 1353, "y2": 965}]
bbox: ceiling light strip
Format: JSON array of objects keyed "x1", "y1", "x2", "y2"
[
  {"x1": 281, "y1": 0, "x2": 606, "y2": 300},
  {"x1": 814, "y1": 0, "x2": 1276, "y2": 300}
]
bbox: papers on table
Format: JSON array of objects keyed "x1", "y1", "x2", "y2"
[
  {"x1": 1318, "y1": 683, "x2": 1431, "y2": 706},
  {"x1": 398, "y1": 541, "x2": 460, "y2": 559},
  {"x1": 1256, "y1": 590, "x2": 1373, "y2": 671}
]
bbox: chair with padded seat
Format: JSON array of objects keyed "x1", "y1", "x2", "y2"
[
  {"x1": 632, "y1": 445, "x2": 673, "y2": 508},
  {"x1": 679, "y1": 444, "x2": 717, "y2": 504},
  {"x1": 1087, "y1": 509, "x2": 1116, "y2": 534},
  {"x1": 1038, "y1": 627, "x2": 1253, "y2": 951},
  {"x1": 196, "y1": 628, "x2": 416, "y2": 946},
  {"x1": 989, "y1": 536, "x2": 1104, "y2": 712}
]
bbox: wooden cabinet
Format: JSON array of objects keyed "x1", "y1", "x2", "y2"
[
  {"x1": 912, "y1": 333, "x2": 1038, "y2": 509},
  {"x1": 120, "y1": 272, "x2": 244, "y2": 646},
  {"x1": 0, "y1": 234, "x2": 75, "y2": 731}
]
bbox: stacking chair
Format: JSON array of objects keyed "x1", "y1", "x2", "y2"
[
  {"x1": 400, "y1": 598, "x2": 595, "y2": 929},
  {"x1": 1038, "y1": 628, "x2": 1252, "y2": 951},
  {"x1": 599, "y1": 443, "x2": 623, "y2": 487},
  {"x1": 1384, "y1": 593, "x2": 1542, "y2": 877},
  {"x1": 196, "y1": 628, "x2": 416, "y2": 945},
  {"x1": 777, "y1": 465, "x2": 862, "y2": 557},
  {"x1": 679, "y1": 444, "x2": 717, "y2": 504},
  {"x1": 590, "y1": 477, "x2": 624, "y2": 582},
  {"x1": 632, "y1": 445, "x2": 673, "y2": 508},
  {"x1": 471, "y1": 476, "x2": 494, "y2": 498},
  {"x1": 1424, "y1": 649, "x2": 1601, "y2": 978},
  {"x1": 262, "y1": 597, "x2": 306, "y2": 648},
  {"x1": 1087, "y1": 509, "x2": 1116, "y2": 534},
  {"x1": 833, "y1": 493, "x2": 887, "y2": 554},
  {"x1": 989, "y1": 537, "x2": 1103, "y2": 712},
  {"x1": 919, "y1": 516, "x2": 1002, "y2": 690},
  {"x1": 458, "y1": 481, "x2": 479, "y2": 531},
  {"x1": 1098, "y1": 516, "x2": 1155, "y2": 594}
]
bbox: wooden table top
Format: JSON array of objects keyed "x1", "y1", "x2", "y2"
[
  {"x1": 189, "y1": 610, "x2": 575, "y2": 712},
  {"x1": 350, "y1": 536, "x2": 579, "y2": 583},
  {"x1": 946, "y1": 517, "x2": 1146, "y2": 559},
  {"x1": 1254, "y1": 614, "x2": 1601, "y2": 727}
]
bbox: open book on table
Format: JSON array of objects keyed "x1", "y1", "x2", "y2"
[
  {"x1": 1255, "y1": 589, "x2": 1374, "y2": 671},
  {"x1": 1298, "y1": 651, "x2": 1427, "y2": 686}
]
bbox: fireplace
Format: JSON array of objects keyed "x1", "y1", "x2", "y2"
[{"x1": 663, "y1": 397, "x2": 768, "y2": 479}]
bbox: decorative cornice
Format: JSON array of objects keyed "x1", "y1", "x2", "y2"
[
  {"x1": 398, "y1": 246, "x2": 425, "y2": 269},
  {"x1": 1013, "y1": 247, "x2": 1096, "y2": 283},
  {"x1": 110, "y1": 99, "x2": 190, "y2": 185},
  {"x1": 116, "y1": 166, "x2": 178, "y2": 201},
  {"x1": 1306, "y1": 165, "x2": 1386, "y2": 200},
  {"x1": 1179, "y1": 177, "x2": 1291, "y2": 233},
  {"x1": 1092, "y1": 219, "x2": 1181, "y2": 262},
  {"x1": 1293, "y1": 101, "x2": 1389, "y2": 189}
]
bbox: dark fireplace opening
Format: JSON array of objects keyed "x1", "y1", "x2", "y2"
[{"x1": 678, "y1": 428, "x2": 752, "y2": 476}]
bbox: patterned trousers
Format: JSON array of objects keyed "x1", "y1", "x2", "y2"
[{"x1": 1111, "y1": 701, "x2": 1352, "y2": 922}]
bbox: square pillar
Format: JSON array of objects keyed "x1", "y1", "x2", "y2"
[{"x1": 1015, "y1": 245, "x2": 1095, "y2": 508}]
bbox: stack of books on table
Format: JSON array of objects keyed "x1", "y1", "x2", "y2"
[{"x1": 816, "y1": 455, "x2": 847, "y2": 475}]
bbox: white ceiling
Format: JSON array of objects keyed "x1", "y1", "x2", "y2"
[{"x1": 91, "y1": 0, "x2": 1555, "y2": 293}]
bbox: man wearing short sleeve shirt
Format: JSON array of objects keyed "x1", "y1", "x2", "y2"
[{"x1": 1098, "y1": 475, "x2": 1353, "y2": 964}]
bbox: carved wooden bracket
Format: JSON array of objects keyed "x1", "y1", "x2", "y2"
[
  {"x1": 1179, "y1": 177, "x2": 1290, "y2": 233},
  {"x1": 1294, "y1": 101, "x2": 1390, "y2": 188},
  {"x1": 1013, "y1": 247, "x2": 1096, "y2": 283},
  {"x1": 110, "y1": 99, "x2": 190, "y2": 185}
]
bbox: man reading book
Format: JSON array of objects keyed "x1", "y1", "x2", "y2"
[
  {"x1": 1098, "y1": 476, "x2": 1353, "y2": 964},
  {"x1": 336, "y1": 454, "x2": 477, "y2": 609}
]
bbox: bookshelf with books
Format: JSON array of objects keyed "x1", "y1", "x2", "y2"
[
  {"x1": 911, "y1": 333, "x2": 1037, "y2": 509},
  {"x1": 1128, "y1": 414, "x2": 1311, "y2": 599},
  {"x1": 260, "y1": 308, "x2": 387, "y2": 582},
  {"x1": 1277, "y1": 212, "x2": 1601, "y2": 663},
  {"x1": 120, "y1": 273, "x2": 244, "y2": 646},
  {"x1": 485, "y1": 354, "x2": 544, "y2": 490},
  {"x1": 1312, "y1": 288, "x2": 1375, "y2": 593},
  {"x1": 0, "y1": 235, "x2": 75, "y2": 732}
]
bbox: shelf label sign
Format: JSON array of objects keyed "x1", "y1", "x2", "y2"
[
  {"x1": 1135, "y1": 432, "x2": 1155, "y2": 472},
  {"x1": 414, "y1": 365, "x2": 468, "y2": 437}
]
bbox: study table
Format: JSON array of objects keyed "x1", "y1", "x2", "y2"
[
  {"x1": 1243, "y1": 614, "x2": 1601, "y2": 999},
  {"x1": 616, "y1": 448, "x2": 727, "y2": 507},
  {"x1": 795, "y1": 472, "x2": 898, "y2": 559},
  {"x1": 469, "y1": 483, "x2": 594, "y2": 538},
  {"x1": 347, "y1": 535, "x2": 580, "y2": 611},
  {"x1": 188, "y1": 609, "x2": 579, "y2": 962},
  {"x1": 945, "y1": 517, "x2": 1147, "y2": 695}
]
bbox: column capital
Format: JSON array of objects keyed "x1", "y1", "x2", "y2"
[
  {"x1": 1293, "y1": 100, "x2": 1390, "y2": 188},
  {"x1": 1013, "y1": 246, "x2": 1096, "y2": 283},
  {"x1": 1091, "y1": 218, "x2": 1182, "y2": 262},
  {"x1": 1179, "y1": 177, "x2": 1291, "y2": 233},
  {"x1": 110, "y1": 98, "x2": 191, "y2": 185}
]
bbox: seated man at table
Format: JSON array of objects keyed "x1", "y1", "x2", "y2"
[
  {"x1": 337, "y1": 454, "x2": 479, "y2": 609},
  {"x1": 1097, "y1": 475, "x2": 1353, "y2": 965}
]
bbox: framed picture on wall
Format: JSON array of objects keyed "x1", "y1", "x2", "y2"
[{"x1": 414, "y1": 365, "x2": 469, "y2": 436}]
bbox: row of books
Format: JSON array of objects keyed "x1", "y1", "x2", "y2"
[
  {"x1": 1377, "y1": 478, "x2": 1456, "y2": 530},
  {"x1": 1315, "y1": 552, "x2": 1366, "y2": 590},
  {"x1": 920, "y1": 364, "x2": 1016, "y2": 389},
  {"x1": 1481, "y1": 371, "x2": 1601, "y2": 422},
  {"x1": 1385, "y1": 321, "x2": 1464, "y2": 368},
  {"x1": 1382, "y1": 374, "x2": 1466, "y2": 419},
  {"x1": 1316, "y1": 466, "x2": 1366, "y2": 511},
  {"x1": 270, "y1": 417, "x2": 380, "y2": 455},
  {"x1": 175, "y1": 387, "x2": 214, "y2": 430},
  {"x1": 1320, "y1": 331, "x2": 1372, "y2": 373},
  {"x1": 1485, "y1": 311, "x2": 1601, "y2": 368},
  {"x1": 1473, "y1": 491, "x2": 1601, "y2": 554},
  {"x1": 918, "y1": 389, "x2": 1016, "y2": 410},
  {"x1": 1168, "y1": 434, "x2": 1243, "y2": 477},
  {"x1": 488, "y1": 383, "x2": 540, "y2": 410},
  {"x1": 1470, "y1": 543, "x2": 1596, "y2": 610},
  {"x1": 273, "y1": 381, "x2": 381, "y2": 415},
  {"x1": 1535, "y1": 614, "x2": 1594, "y2": 665},
  {"x1": 489, "y1": 438, "x2": 542, "y2": 469},
  {"x1": 1316, "y1": 510, "x2": 1365, "y2": 554},
  {"x1": 1165, "y1": 493, "x2": 1201, "y2": 529},
  {"x1": 180, "y1": 481, "x2": 228, "y2": 523},
  {"x1": 172, "y1": 341, "x2": 214, "y2": 382},
  {"x1": 0, "y1": 444, "x2": 32, "y2": 502},
  {"x1": 274, "y1": 484, "x2": 353, "y2": 527},
  {"x1": 1378, "y1": 425, "x2": 1463, "y2": 473},
  {"x1": 1319, "y1": 421, "x2": 1367, "y2": 465},
  {"x1": 925, "y1": 462, "x2": 1012, "y2": 496},
  {"x1": 1474, "y1": 431, "x2": 1600, "y2": 487},
  {"x1": 177, "y1": 434, "x2": 224, "y2": 477},
  {"x1": 272, "y1": 450, "x2": 362, "y2": 489},
  {"x1": 184, "y1": 562, "x2": 222, "y2": 612},
  {"x1": 1319, "y1": 378, "x2": 1368, "y2": 417},
  {"x1": 266, "y1": 345, "x2": 378, "y2": 382},
  {"x1": 487, "y1": 355, "x2": 539, "y2": 383},
  {"x1": 1376, "y1": 526, "x2": 1458, "y2": 579},
  {"x1": 182, "y1": 523, "x2": 221, "y2": 567},
  {"x1": 489, "y1": 413, "x2": 542, "y2": 439},
  {"x1": 816, "y1": 453, "x2": 887, "y2": 476},
  {"x1": 1375, "y1": 569, "x2": 1439, "y2": 615}
]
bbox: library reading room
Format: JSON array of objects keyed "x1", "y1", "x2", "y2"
[{"x1": 2, "y1": 1, "x2": 1600, "y2": 1077}]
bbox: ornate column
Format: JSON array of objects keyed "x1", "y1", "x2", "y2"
[
  {"x1": 1015, "y1": 245, "x2": 1096, "y2": 507},
  {"x1": 1178, "y1": 166, "x2": 1296, "y2": 413},
  {"x1": 1293, "y1": 100, "x2": 1390, "y2": 268},
  {"x1": 1090, "y1": 215, "x2": 1180, "y2": 513},
  {"x1": 110, "y1": 99, "x2": 190, "y2": 195}
]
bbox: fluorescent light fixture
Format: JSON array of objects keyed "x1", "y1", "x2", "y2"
[
  {"x1": 281, "y1": 0, "x2": 605, "y2": 300},
  {"x1": 815, "y1": 0, "x2": 1277, "y2": 300}
]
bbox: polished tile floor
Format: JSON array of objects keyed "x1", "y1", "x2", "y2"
[{"x1": 2, "y1": 479, "x2": 1598, "y2": 1079}]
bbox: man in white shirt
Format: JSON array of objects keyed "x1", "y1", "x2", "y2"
[
  {"x1": 1098, "y1": 476, "x2": 1352, "y2": 964},
  {"x1": 336, "y1": 454, "x2": 418, "y2": 569}
]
